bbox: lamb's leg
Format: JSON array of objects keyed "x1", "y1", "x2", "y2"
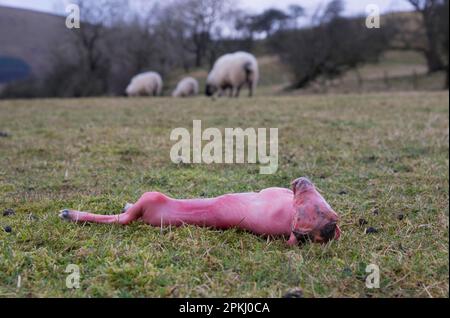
[
  {"x1": 59, "y1": 201, "x2": 142, "y2": 225},
  {"x1": 122, "y1": 203, "x2": 134, "y2": 212}
]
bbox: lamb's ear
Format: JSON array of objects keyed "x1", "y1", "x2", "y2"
[
  {"x1": 291, "y1": 179, "x2": 299, "y2": 194},
  {"x1": 291, "y1": 177, "x2": 314, "y2": 195}
]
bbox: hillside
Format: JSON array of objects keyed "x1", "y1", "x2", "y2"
[{"x1": 0, "y1": 6, "x2": 70, "y2": 80}]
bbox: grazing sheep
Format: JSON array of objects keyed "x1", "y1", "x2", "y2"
[
  {"x1": 126, "y1": 72, "x2": 163, "y2": 97},
  {"x1": 172, "y1": 77, "x2": 199, "y2": 98},
  {"x1": 206, "y1": 51, "x2": 259, "y2": 98}
]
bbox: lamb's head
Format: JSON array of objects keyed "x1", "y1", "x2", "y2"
[{"x1": 289, "y1": 177, "x2": 341, "y2": 244}]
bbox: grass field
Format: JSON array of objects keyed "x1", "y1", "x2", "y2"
[{"x1": 0, "y1": 92, "x2": 448, "y2": 297}]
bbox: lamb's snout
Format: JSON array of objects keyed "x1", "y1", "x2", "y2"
[
  {"x1": 320, "y1": 222, "x2": 338, "y2": 242},
  {"x1": 292, "y1": 230, "x2": 312, "y2": 243},
  {"x1": 292, "y1": 220, "x2": 340, "y2": 244}
]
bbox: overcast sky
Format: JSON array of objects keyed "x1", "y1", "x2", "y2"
[{"x1": 0, "y1": 0, "x2": 413, "y2": 16}]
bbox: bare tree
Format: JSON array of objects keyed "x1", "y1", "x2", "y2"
[
  {"x1": 271, "y1": 0, "x2": 391, "y2": 89},
  {"x1": 288, "y1": 4, "x2": 305, "y2": 28},
  {"x1": 249, "y1": 8, "x2": 291, "y2": 37},
  {"x1": 170, "y1": 0, "x2": 234, "y2": 67},
  {"x1": 41, "y1": 0, "x2": 134, "y2": 96},
  {"x1": 406, "y1": 0, "x2": 447, "y2": 72},
  {"x1": 440, "y1": 0, "x2": 449, "y2": 87},
  {"x1": 45, "y1": 0, "x2": 129, "y2": 96}
]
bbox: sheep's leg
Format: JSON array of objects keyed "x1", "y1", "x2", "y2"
[
  {"x1": 235, "y1": 85, "x2": 243, "y2": 98},
  {"x1": 248, "y1": 81, "x2": 253, "y2": 97},
  {"x1": 228, "y1": 87, "x2": 234, "y2": 98}
]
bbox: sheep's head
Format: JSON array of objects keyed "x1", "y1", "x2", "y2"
[
  {"x1": 205, "y1": 84, "x2": 217, "y2": 97},
  {"x1": 125, "y1": 84, "x2": 133, "y2": 96}
]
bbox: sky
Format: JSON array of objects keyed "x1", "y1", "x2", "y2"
[{"x1": 0, "y1": 0, "x2": 413, "y2": 16}]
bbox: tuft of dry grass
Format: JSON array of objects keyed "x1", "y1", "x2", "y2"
[{"x1": 0, "y1": 91, "x2": 448, "y2": 297}]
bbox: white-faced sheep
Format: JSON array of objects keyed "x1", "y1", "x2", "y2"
[
  {"x1": 206, "y1": 51, "x2": 259, "y2": 98},
  {"x1": 172, "y1": 77, "x2": 199, "y2": 98},
  {"x1": 126, "y1": 71, "x2": 163, "y2": 97}
]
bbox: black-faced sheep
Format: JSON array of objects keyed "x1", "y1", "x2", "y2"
[
  {"x1": 206, "y1": 51, "x2": 259, "y2": 98},
  {"x1": 126, "y1": 72, "x2": 163, "y2": 97},
  {"x1": 172, "y1": 77, "x2": 199, "y2": 97}
]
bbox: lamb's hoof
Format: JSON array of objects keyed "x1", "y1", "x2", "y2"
[
  {"x1": 59, "y1": 209, "x2": 72, "y2": 221},
  {"x1": 122, "y1": 203, "x2": 134, "y2": 213}
]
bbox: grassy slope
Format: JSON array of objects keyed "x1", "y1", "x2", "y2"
[
  {"x1": 0, "y1": 6, "x2": 69, "y2": 76},
  {"x1": 0, "y1": 92, "x2": 448, "y2": 297},
  {"x1": 253, "y1": 51, "x2": 447, "y2": 96}
]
